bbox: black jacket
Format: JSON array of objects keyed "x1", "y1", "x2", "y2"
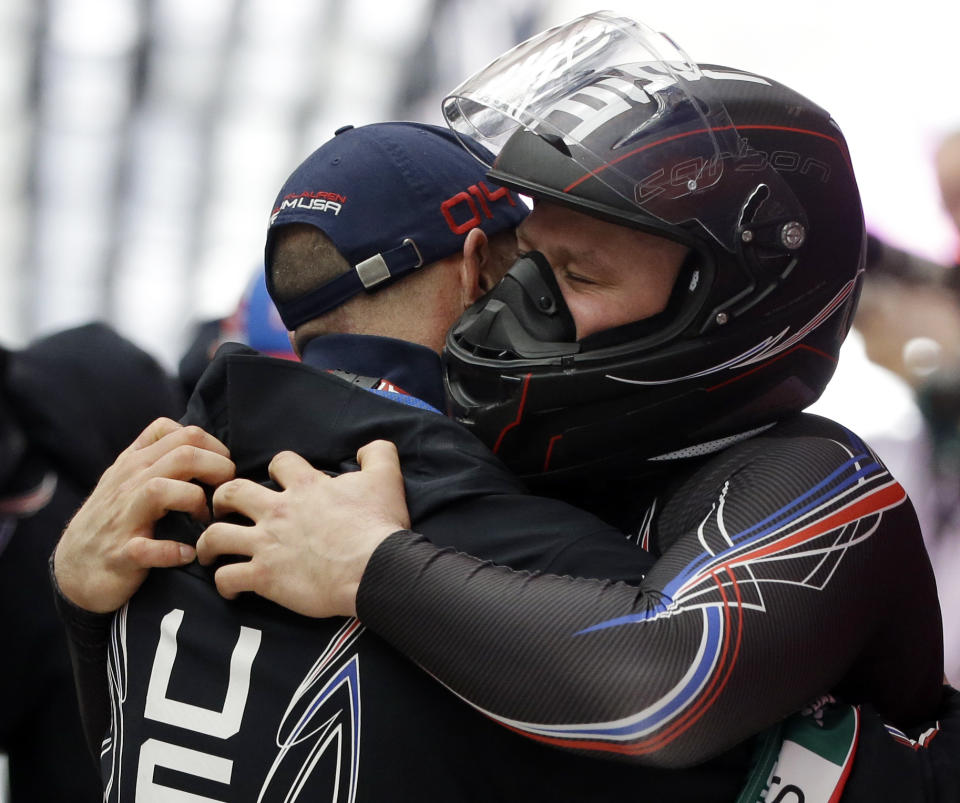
[{"x1": 79, "y1": 345, "x2": 751, "y2": 802}]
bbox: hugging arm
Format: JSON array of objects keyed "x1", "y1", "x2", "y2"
[
  {"x1": 356, "y1": 438, "x2": 943, "y2": 766},
  {"x1": 197, "y1": 435, "x2": 943, "y2": 767}
]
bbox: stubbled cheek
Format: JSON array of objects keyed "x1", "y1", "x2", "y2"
[
  {"x1": 570, "y1": 305, "x2": 611, "y2": 341},
  {"x1": 564, "y1": 300, "x2": 589, "y2": 340}
]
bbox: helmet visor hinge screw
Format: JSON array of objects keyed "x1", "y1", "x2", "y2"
[
  {"x1": 740, "y1": 229, "x2": 754, "y2": 243},
  {"x1": 715, "y1": 312, "x2": 729, "y2": 325},
  {"x1": 780, "y1": 221, "x2": 806, "y2": 250}
]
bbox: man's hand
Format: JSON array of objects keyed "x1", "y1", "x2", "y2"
[
  {"x1": 196, "y1": 440, "x2": 410, "y2": 618},
  {"x1": 54, "y1": 417, "x2": 235, "y2": 613}
]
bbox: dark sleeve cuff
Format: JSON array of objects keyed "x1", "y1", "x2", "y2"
[
  {"x1": 355, "y1": 529, "x2": 426, "y2": 623},
  {"x1": 48, "y1": 549, "x2": 113, "y2": 653}
]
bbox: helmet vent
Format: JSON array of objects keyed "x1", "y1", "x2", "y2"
[
  {"x1": 539, "y1": 132, "x2": 572, "y2": 157},
  {"x1": 739, "y1": 183, "x2": 771, "y2": 228}
]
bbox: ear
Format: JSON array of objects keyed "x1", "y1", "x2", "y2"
[{"x1": 459, "y1": 227, "x2": 494, "y2": 308}]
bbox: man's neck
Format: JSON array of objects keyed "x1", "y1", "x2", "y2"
[{"x1": 299, "y1": 334, "x2": 446, "y2": 412}]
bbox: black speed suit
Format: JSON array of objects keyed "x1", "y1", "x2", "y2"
[
  {"x1": 56, "y1": 340, "x2": 755, "y2": 802},
  {"x1": 356, "y1": 413, "x2": 956, "y2": 796}
]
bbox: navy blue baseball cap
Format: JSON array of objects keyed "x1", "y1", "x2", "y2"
[{"x1": 265, "y1": 122, "x2": 528, "y2": 331}]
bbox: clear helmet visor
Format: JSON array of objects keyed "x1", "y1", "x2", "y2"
[{"x1": 443, "y1": 12, "x2": 799, "y2": 252}]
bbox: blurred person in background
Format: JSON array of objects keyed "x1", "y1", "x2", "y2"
[
  {"x1": 178, "y1": 266, "x2": 297, "y2": 399},
  {"x1": 936, "y1": 130, "x2": 960, "y2": 269},
  {"x1": 0, "y1": 323, "x2": 180, "y2": 801},
  {"x1": 910, "y1": 129, "x2": 960, "y2": 682},
  {"x1": 827, "y1": 131, "x2": 960, "y2": 682},
  {"x1": 810, "y1": 235, "x2": 960, "y2": 681},
  {"x1": 853, "y1": 236, "x2": 960, "y2": 387}
]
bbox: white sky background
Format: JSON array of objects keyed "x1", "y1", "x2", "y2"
[{"x1": 1, "y1": 1, "x2": 959, "y2": 369}]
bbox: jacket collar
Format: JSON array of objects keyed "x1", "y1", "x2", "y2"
[{"x1": 300, "y1": 334, "x2": 446, "y2": 413}]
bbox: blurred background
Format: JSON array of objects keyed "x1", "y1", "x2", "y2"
[
  {"x1": 0, "y1": 0, "x2": 958, "y2": 370},
  {"x1": 3, "y1": 2, "x2": 960, "y2": 797}
]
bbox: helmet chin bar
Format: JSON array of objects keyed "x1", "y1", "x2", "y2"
[{"x1": 450, "y1": 251, "x2": 579, "y2": 361}]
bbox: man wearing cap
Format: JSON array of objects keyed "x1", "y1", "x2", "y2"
[{"x1": 52, "y1": 123, "x2": 755, "y2": 801}]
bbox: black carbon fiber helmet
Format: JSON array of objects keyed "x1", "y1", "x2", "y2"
[{"x1": 442, "y1": 12, "x2": 865, "y2": 482}]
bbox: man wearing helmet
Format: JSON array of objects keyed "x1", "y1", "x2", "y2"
[{"x1": 195, "y1": 13, "x2": 958, "y2": 799}]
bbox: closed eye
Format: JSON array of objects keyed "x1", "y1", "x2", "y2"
[{"x1": 561, "y1": 269, "x2": 599, "y2": 286}]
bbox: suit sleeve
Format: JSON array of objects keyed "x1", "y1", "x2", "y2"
[
  {"x1": 357, "y1": 434, "x2": 944, "y2": 768},
  {"x1": 49, "y1": 552, "x2": 113, "y2": 757}
]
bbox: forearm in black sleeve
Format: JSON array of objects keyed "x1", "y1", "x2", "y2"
[
  {"x1": 358, "y1": 531, "x2": 760, "y2": 768},
  {"x1": 49, "y1": 552, "x2": 113, "y2": 758},
  {"x1": 356, "y1": 437, "x2": 943, "y2": 768}
]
